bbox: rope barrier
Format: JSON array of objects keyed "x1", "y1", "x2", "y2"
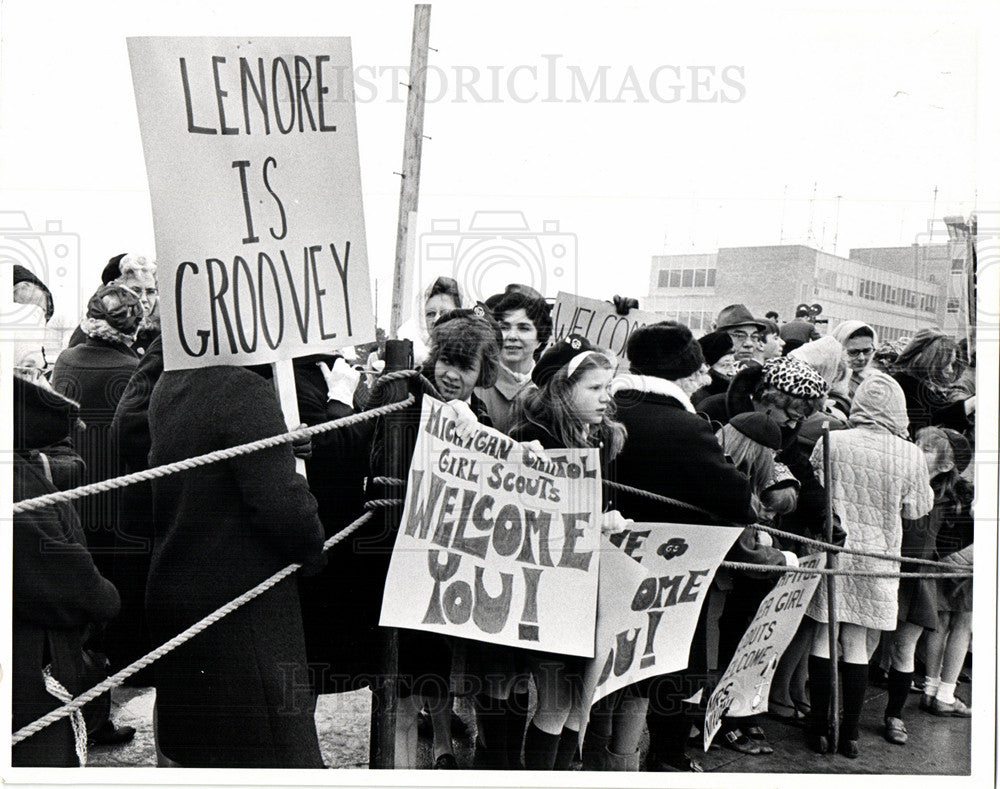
[
  {"x1": 12, "y1": 509, "x2": 379, "y2": 747},
  {"x1": 720, "y1": 560, "x2": 972, "y2": 579},
  {"x1": 13, "y1": 389, "x2": 417, "y2": 516}
]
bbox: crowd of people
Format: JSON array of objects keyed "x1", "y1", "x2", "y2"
[{"x1": 11, "y1": 260, "x2": 976, "y2": 770}]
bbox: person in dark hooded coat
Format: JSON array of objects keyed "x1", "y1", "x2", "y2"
[
  {"x1": 12, "y1": 375, "x2": 121, "y2": 767},
  {"x1": 146, "y1": 365, "x2": 325, "y2": 768}
]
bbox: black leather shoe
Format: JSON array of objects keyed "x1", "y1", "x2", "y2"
[
  {"x1": 649, "y1": 753, "x2": 704, "y2": 772},
  {"x1": 807, "y1": 732, "x2": 829, "y2": 754},
  {"x1": 838, "y1": 739, "x2": 860, "y2": 759},
  {"x1": 88, "y1": 721, "x2": 137, "y2": 747},
  {"x1": 435, "y1": 753, "x2": 459, "y2": 769}
]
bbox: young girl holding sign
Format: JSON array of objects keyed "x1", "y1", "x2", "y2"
[
  {"x1": 507, "y1": 334, "x2": 631, "y2": 770},
  {"x1": 368, "y1": 305, "x2": 502, "y2": 769}
]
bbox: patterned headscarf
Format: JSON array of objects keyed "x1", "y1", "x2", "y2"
[{"x1": 761, "y1": 355, "x2": 829, "y2": 400}]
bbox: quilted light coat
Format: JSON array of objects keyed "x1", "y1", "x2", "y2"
[{"x1": 806, "y1": 373, "x2": 934, "y2": 630}]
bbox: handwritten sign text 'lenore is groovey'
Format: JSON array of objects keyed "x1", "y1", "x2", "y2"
[
  {"x1": 128, "y1": 37, "x2": 375, "y2": 371},
  {"x1": 379, "y1": 398, "x2": 603, "y2": 658}
]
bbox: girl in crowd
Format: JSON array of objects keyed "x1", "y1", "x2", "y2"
[
  {"x1": 804, "y1": 373, "x2": 934, "y2": 759},
  {"x1": 891, "y1": 328, "x2": 975, "y2": 438},
  {"x1": 712, "y1": 413, "x2": 799, "y2": 755},
  {"x1": 368, "y1": 306, "x2": 502, "y2": 768},
  {"x1": 397, "y1": 276, "x2": 464, "y2": 366},
  {"x1": 507, "y1": 334, "x2": 630, "y2": 770},
  {"x1": 476, "y1": 286, "x2": 553, "y2": 432},
  {"x1": 883, "y1": 426, "x2": 974, "y2": 744}
]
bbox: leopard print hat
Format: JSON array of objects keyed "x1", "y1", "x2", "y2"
[{"x1": 761, "y1": 355, "x2": 829, "y2": 400}]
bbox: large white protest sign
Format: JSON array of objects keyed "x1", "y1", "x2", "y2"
[
  {"x1": 703, "y1": 553, "x2": 825, "y2": 751},
  {"x1": 551, "y1": 291, "x2": 665, "y2": 358},
  {"x1": 128, "y1": 37, "x2": 375, "y2": 371},
  {"x1": 379, "y1": 397, "x2": 602, "y2": 657},
  {"x1": 582, "y1": 524, "x2": 742, "y2": 707}
]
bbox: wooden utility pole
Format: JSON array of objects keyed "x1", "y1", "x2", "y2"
[
  {"x1": 388, "y1": 4, "x2": 431, "y2": 339},
  {"x1": 370, "y1": 5, "x2": 431, "y2": 770}
]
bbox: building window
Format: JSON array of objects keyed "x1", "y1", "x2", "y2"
[
  {"x1": 695, "y1": 269, "x2": 706, "y2": 287},
  {"x1": 946, "y1": 298, "x2": 960, "y2": 314},
  {"x1": 681, "y1": 270, "x2": 694, "y2": 287},
  {"x1": 669, "y1": 270, "x2": 681, "y2": 288},
  {"x1": 951, "y1": 258, "x2": 965, "y2": 273},
  {"x1": 707, "y1": 269, "x2": 716, "y2": 287},
  {"x1": 658, "y1": 270, "x2": 670, "y2": 288}
]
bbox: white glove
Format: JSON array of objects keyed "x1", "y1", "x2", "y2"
[
  {"x1": 601, "y1": 509, "x2": 634, "y2": 536},
  {"x1": 366, "y1": 351, "x2": 386, "y2": 374},
  {"x1": 318, "y1": 358, "x2": 362, "y2": 407},
  {"x1": 757, "y1": 530, "x2": 774, "y2": 548},
  {"x1": 780, "y1": 551, "x2": 799, "y2": 568}
]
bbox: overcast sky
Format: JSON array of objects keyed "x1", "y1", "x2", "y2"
[{"x1": 0, "y1": 0, "x2": 994, "y2": 327}]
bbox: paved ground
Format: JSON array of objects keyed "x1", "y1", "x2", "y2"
[{"x1": 89, "y1": 680, "x2": 971, "y2": 773}]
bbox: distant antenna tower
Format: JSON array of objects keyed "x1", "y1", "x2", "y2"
[
  {"x1": 806, "y1": 182, "x2": 818, "y2": 247},
  {"x1": 929, "y1": 185, "x2": 938, "y2": 241},
  {"x1": 832, "y1": 195, "x2": 842, "y2": 255}
]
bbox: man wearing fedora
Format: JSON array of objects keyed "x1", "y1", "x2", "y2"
[{"x1": 713, "y1": 304, "x2": 766, "y2": 365}]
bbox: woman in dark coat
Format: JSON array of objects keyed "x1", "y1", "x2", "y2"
[
  {"x1": 146, "y1": 365, "x2": 325, "y2": 768},
  {"x1": 608, "y1": 321, "x2": 759, "y2": 772},
  {"x1": 13, "y1": 375, "x2": 121, "y2": 767},
  {"x1": 51, "y1": 284, "x2": 144, "y2": 583}
]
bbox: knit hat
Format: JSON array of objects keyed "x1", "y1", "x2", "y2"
[
  {"x1": 532, "y1": 333, "x2": 599, "y2": 387},
  {"x1": 698, "y1": 330, "x2": 735, "y2": 367},
  {"x1": 729, "y1": 411, "x2": 783, "y2": 450},
  {"x1": 102, "y1": 252, "x2": 128, "y2": 285},
  {"x1": 86, "y1": 283, "x2": 144, "y2": 335},
  {"x1": 715, "y1": 304, "x2": 765, "y2": 332},
  {"x1": 626, "y1": 321, "x2": 705, "y2": 380},
  {"x1": 941, "y1": 428, "x2": 973, "y2": 474},
  {"x1": 761, "y1": 355, "x2": 829, "y2": 400}
]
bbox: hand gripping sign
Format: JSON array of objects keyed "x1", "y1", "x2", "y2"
[
  {"x1": 379, "y1": 398, "x2": 602, "y2": 657},
  {"x1": 703, "y1": 553, "x2": 825, "y2": 751},
  {"x1": 128, "y1": 37, "x2": 375, "y2": 371}
]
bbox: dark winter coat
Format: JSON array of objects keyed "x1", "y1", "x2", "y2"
[
  {"x1": 104, "y1": 336, "x2": 163, "y2": 674},
  {"x1": 51, "y1": 337, "x2": 141, "y2": 580},
  {"x1": 12, "y1": 377, "x2": 120, "y2": 767},
  {"x1": 147, "y1": 366, "x2": 325, "y2": 767},
  {"x1": 892, "y1": 370, "x2": 971, "y2": 439},
  {"x1": 291, "y1": 358, "x2": 377, "y2": 693},
  {"x1": 610, "y1": 387, "x2": 755, "y2": 526},
  {"x1": 690, "y1": 369, "x2": 731, "y2": 408}
]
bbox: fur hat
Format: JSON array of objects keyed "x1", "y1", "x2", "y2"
[
  {"x1": 532, "y1": 333, "x2": 598, "y2": 387},
  {"x1": 761, "y1": 356, "x2": 829, "y2": 400},
  {"x1": 626, "y1": 321, "x2": 705, "y2": 381},
  {"x1": 715, "y1": 304, "x2": 765, "y2": 332},
  {"x1": 729, "y1": 411, "x2": 783, "y2": 450},
  {"x1": 698, "y1": 330, "x2": 735, "y2": 367}
]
